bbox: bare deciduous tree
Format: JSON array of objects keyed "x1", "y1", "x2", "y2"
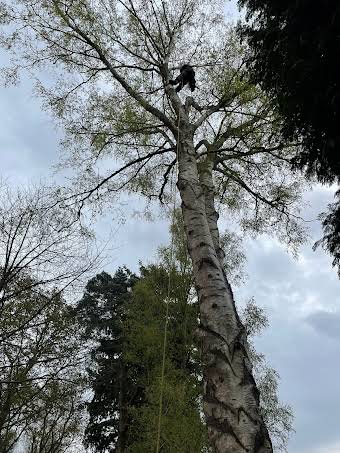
[
  {"x1": 25, "y1": 381, "x2": 85, "y2": 453},
  {"x1": 0, "y1": 183, "x2": 98, "y2": 341}
]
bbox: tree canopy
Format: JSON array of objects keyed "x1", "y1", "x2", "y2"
[
  {"x1": 0, "y1": 277, "x2": 85, "y2": 453},
  {"x1": 238, "y1": 1, "x2": 340, "y2": 274},
  {"x1": 0, "y1": 1, "x2": 309, "y2": 450},
  {"x1": 0, "y1": 0, "x2": 305, "y2": 248},
  {"x1": 239, "y1": 0, "x2": 340, "y2": 183}
]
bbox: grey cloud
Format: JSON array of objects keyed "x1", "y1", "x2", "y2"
[
  {"x1": 254, "y1": 316, "x2": 340, "y2": 453},
  {"x1": 235, "y1": 219, "x2": 340, "y2": 453},
  {"x1": 305, "y1": 310, "x2": 340, "y2": 340}
]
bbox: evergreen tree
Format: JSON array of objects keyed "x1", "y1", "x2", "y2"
[
  {"x1": 239, "y1": 0, "x2": 340, "y2": 272},
  {"x1": 76, "y1": 269, "x2": 140, "y2": 452},
  {"x1": 239, "y1": 0, "x2": 340, "y2": 183}
]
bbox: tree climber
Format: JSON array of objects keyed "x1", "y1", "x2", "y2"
[{"x1": 169, "y1": 64, "x2": 196, "y2": 92}]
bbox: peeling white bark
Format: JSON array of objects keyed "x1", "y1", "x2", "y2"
[{"x1": 177, "y1": 123, "x2": 273, "y2": 453}]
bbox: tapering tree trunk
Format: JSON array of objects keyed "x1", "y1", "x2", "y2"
[{"x1": 176, "y1": 124, "x2": 272, "y2": 453}]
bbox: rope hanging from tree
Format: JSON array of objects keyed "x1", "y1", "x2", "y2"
[{"x1": 155, "y1": 110, "x2": 181, "y2": 453}]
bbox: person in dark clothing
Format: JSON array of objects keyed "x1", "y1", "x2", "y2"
[{"x1": 169, "y1": 64, "x2": 196, "y2": 92}]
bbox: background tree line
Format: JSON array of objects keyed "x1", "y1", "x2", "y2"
[{"x1": 0, "y1": 200, "x2": 292, "y2": 452}]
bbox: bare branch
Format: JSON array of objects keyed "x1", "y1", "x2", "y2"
[
  {"x1": 159, "y1": 158, "x2": 177, "y2": 203},
  {"x1": 74, "y1": 146, "x2": 175, "y2": 207}
]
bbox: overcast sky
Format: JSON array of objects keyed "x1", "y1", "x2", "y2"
[{"x1": 1, "y1": 3, "x2": 339, "y2": 453}]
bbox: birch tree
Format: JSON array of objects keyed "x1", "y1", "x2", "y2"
[{"x1": 0, "y1": 1, "x2": 307, "y2": 451}]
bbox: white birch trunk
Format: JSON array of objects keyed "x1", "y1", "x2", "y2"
[{"x1": 176, "y1": 124, "x2": 273, "y2": 453}]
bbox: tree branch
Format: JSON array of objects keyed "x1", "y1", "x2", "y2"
[
  {"x1": 215, "y1": 165, "x2": 291, "y2": 217},
  {"x1": 75, "y1": 147, "x2": 175, "y2": 206},
  {"x1": 193, "y1": 95, "x2": 231, "y2": 129},
  {"x1": 159, "y1": 158, "x2": 177, "y2": 203},
  {"x1": 52, "y1": 1, "x2": 176, "y2": 133}
]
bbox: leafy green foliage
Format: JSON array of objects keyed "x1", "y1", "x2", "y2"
[
  {"x1": 128, "y1": 369, "x2": 207, "y2": 453},
  {"x1": 0, "y1": 277, "x2": 84, "y2": 453},
  {"x1": 239, "y1": 0, "x2": 340, "y2": 184},
  {"x1": 125, "y1": 264, "x2": 207, "y2": 452},
  {"x1": 314, "y1": 190, "x2": 340, "y2": 276},
  {"x1": 0, "y1": 0, "x2": 309, "y2": 253},
  {"x1": 76, "y1": 213, "x2": 208, "y2": 452}
]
